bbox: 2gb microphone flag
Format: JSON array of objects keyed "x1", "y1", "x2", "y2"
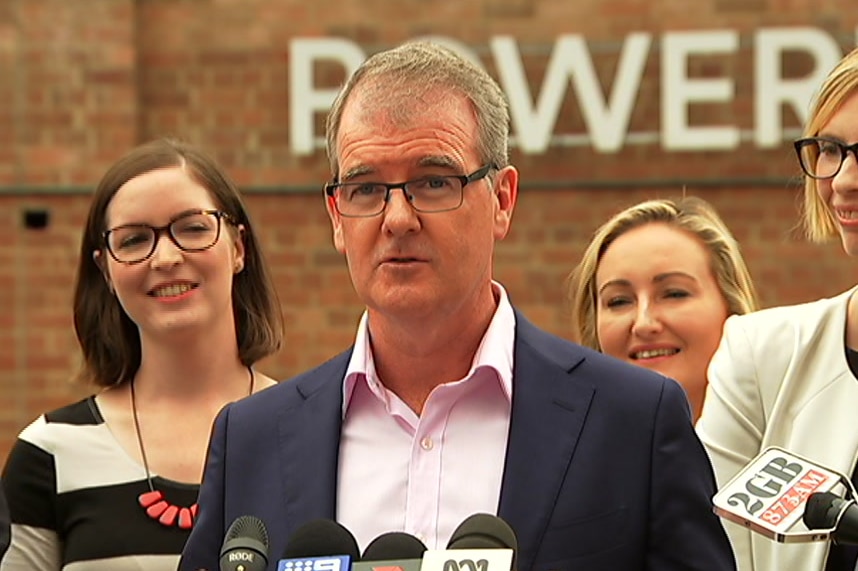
[{"x1": 713, "y1": 446, "x2": 857, "y2": 543}]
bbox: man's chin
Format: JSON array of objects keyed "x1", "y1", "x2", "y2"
[{"x1": 365, "y1": 291, "x2": 440, "y2": 320}]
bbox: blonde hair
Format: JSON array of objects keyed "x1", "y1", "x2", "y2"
[
  {"x1": 801, "y1": 47, "x2": 858, "y2": 242},
  {"x1": 568, "y1": 197, "x2": 759, "y2": 350}
]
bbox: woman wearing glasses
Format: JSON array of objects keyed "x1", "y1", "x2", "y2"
[
  {"x1": 1, "y1": 139, "x2": 283, "y2": 570},
  {"x1": 697, "y1": 47, "x2": 858, "y2": 571}
]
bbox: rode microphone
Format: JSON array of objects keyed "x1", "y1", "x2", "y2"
[
  {"x1": 352, "y1": 531, "x2": 427, "y2": 571},
  {"x1": 220, "y1": 515, "x2": 270, "y2": 571},
  {"x1": 804, "y1": 491, "x2": 858, "y2": 545},
  {"x1": 277, "y1": 519, "x2": 360, "y2": 571},
  {"x1": 421, "y1": 514, "x2": 517, "y2": 571},
  {"x1": 712, "y1": 446, "x2": 857, "y2": 543}
]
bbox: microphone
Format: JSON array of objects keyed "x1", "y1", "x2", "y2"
[
  {"x1": 421, "y1": 514, "x2": 517, "y2": 571},
  {"x1": 220, "y1": 515, "x2": 270, "y2": 571},
  {"x1": 353, "y1": 531, "x2": 427, "y2": 571},
  {"x1": 277, "y1": 519, "x2": 360, "y2": 571},
  {"x1": 447, "y1": 513, "x2": 517, "y2": 552},
  {"x1": 712, "y1": 446, "x2": 856, "y2": 543},
  {"x1": 804, "y1": 491, "x2": 858, "y2": 545}
]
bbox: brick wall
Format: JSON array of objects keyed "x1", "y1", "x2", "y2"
[{"x1": 1, "y1": 0, "x2": 856, "y2": 460}]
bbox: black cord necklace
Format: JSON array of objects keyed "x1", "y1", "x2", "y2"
[{"x1": 132, "y1": 367, "x2": 254, "y2": 529}]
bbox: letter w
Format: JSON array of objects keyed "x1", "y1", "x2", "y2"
[{"x1": 492, "y1": 33, "x2": 651, "y2": 154}]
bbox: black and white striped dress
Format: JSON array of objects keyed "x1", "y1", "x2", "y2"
[{"x1": 1, "y1": 397, "x2": 198, "y2": 570}]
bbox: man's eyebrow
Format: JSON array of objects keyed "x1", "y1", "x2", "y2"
[
  {"x1": 417, "y1": 156, "x2": 459, "y2": 170},
  {"x1": 340, "y1": 165, "x2": 375, "y2": 181},
  {"x1": 340, "y1": 156, "x2": 462, "y2": 181}
]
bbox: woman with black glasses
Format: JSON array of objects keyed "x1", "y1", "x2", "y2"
[
  {"x1": 697, "y1": 47, "x2": 858, "y2": 571},
  {"x1": 1, "y1": 139, "x2": 283, "y2": 571}
]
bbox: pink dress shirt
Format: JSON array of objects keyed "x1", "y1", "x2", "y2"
[{"x1": 336, "y1": 282, "x2": 515, "y2": 553}]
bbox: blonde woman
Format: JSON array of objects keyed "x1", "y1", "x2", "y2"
[
  {"x1": 697, "y1": 47, "x2": 858, "y2": 571},
  {"x1": 569, "y1": 196, "x2": 758, "y2": 422}
]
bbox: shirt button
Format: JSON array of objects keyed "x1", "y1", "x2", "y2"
[{"x1": 420, "y1": 437, "x2": 434, "y2": 451}]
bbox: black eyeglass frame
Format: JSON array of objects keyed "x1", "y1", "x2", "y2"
[
  {"x1": 102, "y1": 208, "x2": 236, "y2": 265},
  {"x1": 794, "y1": 136, "x2": 858, "y2": 180},
  {"x1": 324, "y1": 164, "x2": 497, "y2": 218}
]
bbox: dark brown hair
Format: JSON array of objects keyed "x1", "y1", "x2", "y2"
[{"x1": 74, "y1": 138, "x2": 283, "y2": 387}]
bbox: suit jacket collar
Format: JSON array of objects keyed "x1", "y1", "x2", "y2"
[
  {"x1": 279, "y1": 350, "x2": 350, "y2": 523},
  {"x1": 278, "y1": 311, "x2": 595, "y2": 566},
  {"x1": 498, "y1": 312, "x2": 594, "y2": 571}
]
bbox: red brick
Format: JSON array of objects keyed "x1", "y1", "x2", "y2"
[{"x1": 2, "y1": 0, "x2": 858, "y2": 464}]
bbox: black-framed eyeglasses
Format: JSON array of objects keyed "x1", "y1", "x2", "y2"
[
  {"x1": 102, "y1": 209, "x2": 235, "y2": 264},
  {"x1": 794, "y1": 137, "x2": 858, "y2": 180},
  {"x1": 324, "y1": 164, "x2": 496, "y2": 218}
]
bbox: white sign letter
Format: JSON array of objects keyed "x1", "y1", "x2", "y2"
[
  {"x1": 289, "y1": 38, "x2": 365, "y2": 156},
  {"x1": 755, "y1": 28, "x2": 842, "y2": 147},
  {"x1": 493, "y1": 34, "x2": 651, "y2": 154},
  {"x1": 662, "y1": 30, "x2": 740, "y2": 150}
]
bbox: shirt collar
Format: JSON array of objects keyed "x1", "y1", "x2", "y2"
[{"x1": 342, "y1": 281, "x2": 516, "y2": 417}]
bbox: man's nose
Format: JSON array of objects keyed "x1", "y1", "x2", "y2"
[{"x1": 381, "y1": 188, "x2": 420, "y2": 235}]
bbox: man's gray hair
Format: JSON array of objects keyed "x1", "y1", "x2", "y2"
[{"x1": 325, "y1": 41, "x2": 510, "y2": 178}]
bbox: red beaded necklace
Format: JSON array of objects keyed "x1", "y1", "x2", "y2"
[{"x1": 132, "y1": 368, "x2": 254, "y2": 529}]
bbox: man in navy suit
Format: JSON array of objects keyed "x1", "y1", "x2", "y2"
[{"x1": 180, "y1": 41, "x2": 734, "y2": 571}]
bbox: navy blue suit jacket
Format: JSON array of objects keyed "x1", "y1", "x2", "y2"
[{"x1": 180, "y1": 313, "x2": 734, "y2": 571}]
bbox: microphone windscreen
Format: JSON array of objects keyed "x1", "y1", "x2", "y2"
[
  {"x1": 362, "y1": 531, "x2": 427, "y2": 560},
  {"x1": 804, "y1": 491, "x2": 847, "y2": 529},
  {"x1": 447, "y1": 513, "x2": 518, "y2": 552},
  {"x1": 281, "y1": 519, "x2": 361, "y2": 559},
  {"x1": 220, "y1": 515, "x2": 270, "y2": 555}
]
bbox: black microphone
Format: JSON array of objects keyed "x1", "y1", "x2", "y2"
[
  {"x1": 363, "y1": 531, "x2": 427, "y2": 559},
  {"x1": 353, "y1": 531, "x2": 427, "y2": 571},
  {"x1": 448, "y1": 513, "x2": 517, "y2": 552},
  {"x1": 278, "y1": 519, "x2": 360, "y2": 570},
  {"x1": 220, "y1": 515, "x2": 269, "y2": 571},
  {"x1": 804, "y1": 492, "x2": 858, "y2": 545},
  {"x1": 421, "y1": 514, "x2": 517, "y2": 571}
]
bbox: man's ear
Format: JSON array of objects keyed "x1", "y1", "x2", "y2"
[
  {"x1": 325, "y1": 192, "x2": 346, "y2": 253},
  {"x1": 491, "y1": 165, "x2": 519, "y2": 240},
  {"x1": 92, "y1": 250, "x2": 114, "y2": 294}
]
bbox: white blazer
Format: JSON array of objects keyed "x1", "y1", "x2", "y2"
[{"x1": 697, "y1": 287, "x2": 858, "y2": 571}]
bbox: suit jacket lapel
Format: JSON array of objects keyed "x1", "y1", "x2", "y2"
[
  {"x1": 274, "y1": 316, "x2": 594, "y2": 563},
  {"x1": 498, "y1": 314, "x2": 594, "y2": 569},
  {"x1": 278, "y1": 351, "x2": 351, "y2": 526}
]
